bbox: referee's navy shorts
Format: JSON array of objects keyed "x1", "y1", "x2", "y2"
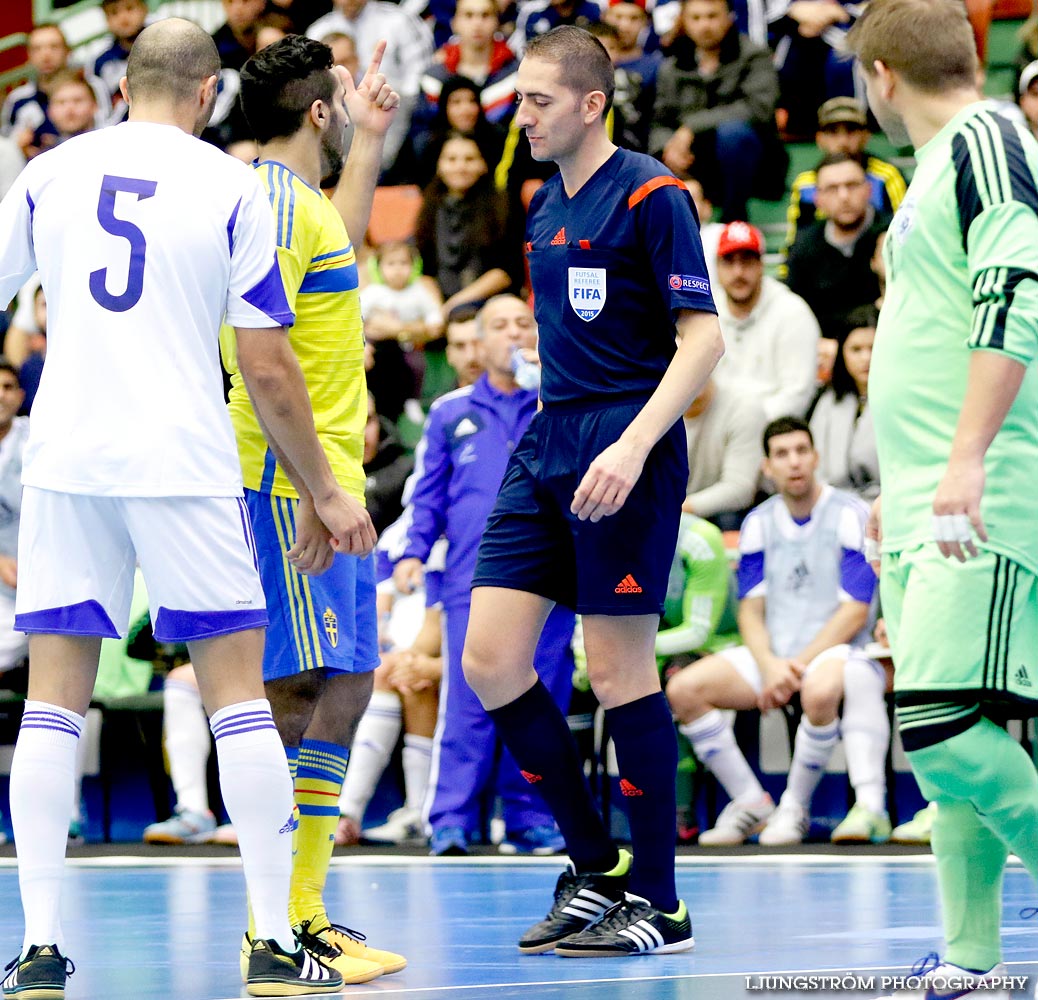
[{"x1": 471, "y1": 398, "x2": 686, "y2": 616}]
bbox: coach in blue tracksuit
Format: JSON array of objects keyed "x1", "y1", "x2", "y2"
[{"x1": 392, "y1": 293, "x2": 574, "y2": 857}]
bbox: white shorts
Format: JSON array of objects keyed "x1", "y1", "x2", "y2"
[
  {"x1": 718, "y1": 643, "x2": 859, "y2": 695},
  {"x1": 15, "y1": 488, "x2": 267, "y2": 643}
]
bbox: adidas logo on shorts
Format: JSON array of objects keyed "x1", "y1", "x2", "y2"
[
  {"x1": 614, "y1": 574, "x2": 643, "y2": 594},
  {"x1": 1016, "y1": 664, "x2": 1032, "y2": 688}
]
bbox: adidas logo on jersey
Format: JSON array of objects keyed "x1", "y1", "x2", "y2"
[
  {"x1": 619, "y1": 779, "x2": 643, "y2": 797},
  {"x1": 614, "y1": 574, "x2": 643, "y2": 594},
  {"x1": 1016, "y1": 664, "x2": 1032, "y2": 688},
  {"x1": 520, "y1": 769, "x2": 543, "y2": 784},
  {"x1": 550, "y1": 227, "x2": 566, "y2": 245}
]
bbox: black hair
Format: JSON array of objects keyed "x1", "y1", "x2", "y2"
[
  {"x1": 240, "y1": 34, "x2": 336, "y2": 144},
  {"x1": 829, "y1": 305, "x2": 879, "y2": 400},
  {"x1": 0, "y1": 358, "x2": 21, "y2": 387},
  {"x1": 763, "y1": 416, "x2": 813, "y2": 455},
  {"x1": 815, "y1": 150, "x2": 868, "y2": 176}
]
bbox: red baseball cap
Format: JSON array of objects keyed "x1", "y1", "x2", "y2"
[
  {"x1": 608, "y1": 0, "x2": 648, "y2": 8},
  {"x1": 717, "y1": 221, "x2": 765, "y2": 258}
]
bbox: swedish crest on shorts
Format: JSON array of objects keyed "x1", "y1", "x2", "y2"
[
  {"x1": 568, "y1": 266, "x2": 606, "y2": 321},
  {"x1": 323, "y1": 607, "x2": 339, "y2": 648}
]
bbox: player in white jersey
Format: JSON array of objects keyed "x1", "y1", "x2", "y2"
[
  {"x1": 0, "y1": 19, "x2": 375, "y2": 1000},
  {"x1": 0, "y1": 362, "x2": 29, "y2": 682}
]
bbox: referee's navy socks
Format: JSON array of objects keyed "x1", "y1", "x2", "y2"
[
  {"x1": 605, "y1": 692, "x2": 680, "y2": 913},
  {"x1": 489, "y1": 679, "x2": 618, "y2": 874}
]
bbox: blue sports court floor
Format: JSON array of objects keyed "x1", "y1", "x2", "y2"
[{"x1": 0, "y1": 854, "x2": 1035, "y2": 999}]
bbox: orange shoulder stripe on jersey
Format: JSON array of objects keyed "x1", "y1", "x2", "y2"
[{"x1": 628, "y1": 175, "x2": 686, "y2": 210}]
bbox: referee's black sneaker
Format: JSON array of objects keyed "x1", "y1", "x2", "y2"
[
  {"x1": 554, "y1": 894, "x2": 695, "y2": 957},
  {"x1": 518, "y1": 849, "x2": 631, "y2": 953},
  {"x1": 245, "y1": 937, "x2": 344, "y2": 996},
  {"x1": 2, "y1": 944, "x2": 75, "y2": 998}
]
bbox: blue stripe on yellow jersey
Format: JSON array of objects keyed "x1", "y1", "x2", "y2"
[{"x1": 222, "y1": 161, "x2": 367, "y2": 502}]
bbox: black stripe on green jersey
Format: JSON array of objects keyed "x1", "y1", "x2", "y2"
[
  {"x1": 989, "y1": 111, "x2": 1038, "y2": 215},
  {"x1": 954, "y1": 113, "x2": 1038, "y2": 253},
  {"x1": 951, "y1": 131, "x2": 982, "y2": 251},
  {"x1": 971, "y1": 266, "x2": 1038, "y2": 350}
]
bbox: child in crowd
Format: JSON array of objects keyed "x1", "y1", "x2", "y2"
[{"x1": 361, "y1": 241, "x2": 444, "y2": 415}]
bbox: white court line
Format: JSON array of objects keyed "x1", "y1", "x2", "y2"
[
  {"x1": 202, "y1": 961, "x2": 1038, "y2": 999},
  {"x1": 0, "y1": 853, "x2": 973, "y2": 870}
]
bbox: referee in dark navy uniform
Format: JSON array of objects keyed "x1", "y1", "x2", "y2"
[{"x1": 460, "y1": 25, "x2": 725, "y2": 958}]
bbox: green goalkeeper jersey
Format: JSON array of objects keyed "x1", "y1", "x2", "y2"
[{"x1": 871, "y1": 103, "x2": 1038, "y2": 575}]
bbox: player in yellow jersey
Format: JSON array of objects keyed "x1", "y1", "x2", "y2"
[{"x1": 230, "y1": 35, "x2": 405, "y2": 983}]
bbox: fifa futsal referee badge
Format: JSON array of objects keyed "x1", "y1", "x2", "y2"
[{"x1": 568, "y1": 267, "x2": 606, "y2": 321}]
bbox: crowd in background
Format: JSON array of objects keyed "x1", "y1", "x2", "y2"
[{"x1": 2, "y1": 0, "x2": 1033, "y2": 850}]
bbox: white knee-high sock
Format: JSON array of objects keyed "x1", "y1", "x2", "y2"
[
  {"x1": 402, "y1": 734, "x2": 433, "y2": 814},
  {"x1": 210, "y1": 699, "x2": 294, "y2": 951},
  {"x1": 841, "y1": 656, "x2": 890, "y2": 815},
  {"x1": 783, "y1": 718, "x2": 840, "y2": 808},
  {"x1": 680, "y1": 710, "x2": 765, "y2": 804},
  {"x1": 164, "y1": 677, "x2": 212, "y2": 816},
  {"x1": 337, "y1": 690, "x2": 402, "y2": 820},
  {"x1": 11, "y1": 701, "x2": 84, "y2": 954}
]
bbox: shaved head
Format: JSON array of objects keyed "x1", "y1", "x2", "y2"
[{"x1": 126, "y1": 18, "x2": 220, "y2": 104}]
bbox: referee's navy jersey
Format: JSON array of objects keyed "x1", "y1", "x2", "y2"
[{"x1": 524, "y1": 147, "x2": 717, "y2": 407}]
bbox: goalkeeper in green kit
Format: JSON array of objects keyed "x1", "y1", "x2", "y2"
[{"x1": 848, "y1": 1, "x2": 1038, "y2": 997}]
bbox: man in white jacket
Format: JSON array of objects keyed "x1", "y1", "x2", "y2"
[{"x1": 712, "y1": 222, "x2": 821, "y2": 420}]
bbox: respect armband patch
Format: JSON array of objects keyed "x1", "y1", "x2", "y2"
[{"x1": 668, "y1": 274, "x2": 710, "y2": 293}]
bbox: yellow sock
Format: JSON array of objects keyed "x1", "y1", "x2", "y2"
[
  {"x1": 290, "y1": 739, "x2": 348, "y2": 928},
  {"x1": 247, "y1": 747, "x2": 300, "y2": 940}
]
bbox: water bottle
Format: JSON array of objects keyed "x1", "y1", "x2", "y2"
[{"x1": 511, "y1": 347, "x2": 541, "y2": 391}]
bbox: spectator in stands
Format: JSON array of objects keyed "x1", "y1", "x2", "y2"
[
  {"x1": 683, "y1": 376, "x2": 765, "y2": 529},
  {"x1": 651, "y1": 0, "x2": 782, "y2": 221},
  {"x1": 666, "y1": 417, "x2": 875, "y2": 845},
  {"x1": 213, "y1": 0, "x2": 268, "y2": 71},
  {"x1": 1018, "y1": 61, "x2": 1038, "y2": 140},
  {"x1": 684, "y1": 175, "x2": 723, "y2": 293},
  {"x1": 785, "y1": 97, "x2": 907, "y2": 257},
  {"x1": 29, "y1": 71, "x2": 98, "y2": 158},
  {"x1": 604, "y1": 0, "x2": 662, "y2": 75},
  {"x1": 420, "y1": 0, "x2": 520, "y2": 130},
  {"x1": 321, "y1": 30, "x2": 360, "y2": 76},
  {"x1": 444, "y1": 303, "x2": 486, "y2": 389},
  {"x1": 1, "y1": 24, "x2": 109, "y2": 157},
  {"x1": 410, "y1": 75, "x2": 507, "y2": 185},
  {"x1": 361, "y1": 240, "x2": 444, "y2": 408},
  {"x1": 771, "y1": 0, "x2": 861, "y2": 138},
  {"x1": 785, "y1": 152, "x2": 887, "y2": 340},
  {"x1": 363, "y1": 393, "x2": 413, "y2": 535},
  {"x1": 809, "y1": 304, "x2": 879, "y2": 501},
  {"x1": 93, "y1": 0, "x2": 149, "y2": 109},
  {"x1": 511, "y1": 0, "x2": 602, "y2": 58},
  {"x1": 415, "y1": 133, "x2": 523, "y2": 322},
  {"x1": 391, "y1": 294, "x2": 574, "y2": 857},
  {"x1": 307, "y1": 0, "x2": 435, "y2": 170},
  {"x1": 711, "y1": 222, "x2": 820, "y2": 419}
]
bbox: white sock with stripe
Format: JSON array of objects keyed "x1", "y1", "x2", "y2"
[
  {"x1": 402, "y1": 733, "x2": 433, "y2": 814},
  {"x1": 164, "y1": 676, "x2": 211, "y2": 816},
  {"x1": 11, "y1": 701, "x2": 84, "y2": 955},
  {"x1": 680, "y1": 710, "x2": 764, "y2": 804},
  {"x1": 210, "y1": 699, "x2": 294, "y2": 952},
  {"x1": 783, "y1": 718, "x2": 841, "y2": 809},
  {"x1": 337, "y1": 690, "x2": 402, "y2": 820}
]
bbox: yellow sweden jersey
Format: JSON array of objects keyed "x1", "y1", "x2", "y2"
[{"x1": 223, "y1": 160, "x2": 367, "y2": 501}]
